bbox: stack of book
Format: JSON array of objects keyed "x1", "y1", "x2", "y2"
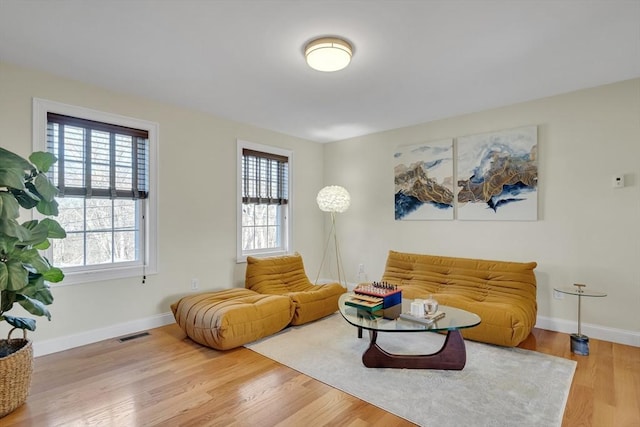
[{"x1": 344, "y1": 293, "x2": 384, "y2": 312}]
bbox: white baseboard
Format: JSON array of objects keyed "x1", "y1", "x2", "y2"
[
  {"x1": 536, "y1": 315, "x2": 639, "y2": 347},
  {"x1": 33, "y1": 312, "x2": 175, "y2": 357}
]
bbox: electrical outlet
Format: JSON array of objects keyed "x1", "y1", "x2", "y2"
[
  {"x1": 553, "y1": 289, "x2": 564, "y2": 300},
  {"x1": 358, "y1": 263, "x2": 365, "y2": 273},
  {"x1": 191, "y1": 278, "x2": 199, "y2": 291}
]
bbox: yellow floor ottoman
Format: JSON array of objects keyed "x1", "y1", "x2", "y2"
[{"x1": 171, "y1": 288, "x2": 294, "y2": 350}]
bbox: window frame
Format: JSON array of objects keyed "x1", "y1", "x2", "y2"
[
  {"x1": 32, "y1": 98, "x2": 159, "y2": 286},
  {"x1": 236, "y1": 139, "x2": 292, "y2": 262}
]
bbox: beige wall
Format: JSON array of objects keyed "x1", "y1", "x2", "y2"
[
  {"x1": 0, "y1": 62, "x2": 326, "y2": 343},
  {"x1": 324, "y1": 79, "x2": 640, "y2": 339},
  {"x1": 2, "y1": 60, "x2": 638, "y2": 349}
]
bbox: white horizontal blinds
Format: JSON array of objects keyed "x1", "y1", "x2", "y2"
[
  {"x1": 46, "y1": 113, "x2": 149, "y2": 199},
  {"x1": 242, "y1": 149, "x2": 289, "y2": 205}
]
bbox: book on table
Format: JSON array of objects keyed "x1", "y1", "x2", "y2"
[
  {"x1": 344, "y1": 293, "x2": 384, "y2": 312},
  {"x1": 399, "y1": 311, "x2": 446, "y2": 325}
]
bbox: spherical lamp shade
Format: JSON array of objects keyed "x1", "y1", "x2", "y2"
[
  {"x1": 317, "y1": 185, "x2": 350, "y2": 213},
  {"x1": 305, "y1": 37, "x2": 352, "y2": 72}
]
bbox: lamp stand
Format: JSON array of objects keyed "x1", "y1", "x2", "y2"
[{"x1": 315, "y1": 212, "x2": 347, "y2": 288}]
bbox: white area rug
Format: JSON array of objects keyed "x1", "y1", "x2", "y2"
[{"x1": 246, "y1": 314, "x2": 576, "y2": 427}]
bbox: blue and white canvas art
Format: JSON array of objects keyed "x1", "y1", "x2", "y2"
[
  {"x1": 457, "y1": 126, "x2": 538, "y2": 221},
  {"x1": 394, "y1": 139, "x2": 454, "y2": 220}
]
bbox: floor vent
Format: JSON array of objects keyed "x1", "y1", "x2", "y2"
[{"x1": 118, "y1": 332, "x2": 150, "y2": 342}]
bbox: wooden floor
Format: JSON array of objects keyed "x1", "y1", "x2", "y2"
[{"x1": 3, "y1": 324, "x2": 639, "y2": 427}]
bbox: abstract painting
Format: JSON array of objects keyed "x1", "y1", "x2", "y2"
[
  {"x1": 457, "y1": 126, "x2": 538, "y2": 220},
  {"x1": 394, "y1": 139, "x2": 454, "y2": 220}
]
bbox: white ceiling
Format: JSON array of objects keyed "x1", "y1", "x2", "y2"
[{"x1": 1, "y1": 1, "x2": 639, "y2": 143}]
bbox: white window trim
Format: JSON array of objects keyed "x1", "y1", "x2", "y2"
[
  {"x1": 236, "y1": 139, "x2": 292, "y2": 263},
  {"x1": 32, "y1": 98, "x2": 159, "y2": 286}
]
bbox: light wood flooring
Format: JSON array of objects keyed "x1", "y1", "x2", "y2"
[{"x1": 3, "y1": 324, "x2": 639, "y2": 426}]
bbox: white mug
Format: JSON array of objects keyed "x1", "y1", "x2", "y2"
[{"x1": 410, "y1": 301, "x2": 425, "y2": 317}]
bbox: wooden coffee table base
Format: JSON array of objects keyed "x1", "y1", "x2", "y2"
[{"x1": 361, "y1": 329, "x2": 467, "y2": 370}]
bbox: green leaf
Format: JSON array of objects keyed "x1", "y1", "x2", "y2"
[
  {"x1": 34, "y1": 239, "x2": 51, "y2": 250},
  {"x1": 26, "y1": 181, "x2": 60, "y2": 215},
  {"x1": 0, "y1": 147, "x2": 33, "y2": 170},
  {"x1": 34, "y1": 173, "x2": 58, "y2": 202},
  {"x1": 21, "y1": 220, "x2": 38, "y2": 229},
  {"x1": 4, "y1": 315, "x2": 37, "y2": 331},
  {"x1": 0, "y1": 169, "x2": 26, "y2": 190},
  {"x1": 19, "y1": 248, "x2": 51, "y2": 273},
  {"x1": 20, "y1": 220, "x2": 48, "y2": 246},
  {"x1": 43, "y1": 267, "x2": 64, "y2": 283},
  {"x1": 0, "y1": 234, "x2": 19, "y2": 254},
  {"x1": 36, "y1": 199, "x2": 59, "y2": 216},
  {"x1": 25, "y1": 181, "x2": 40, "y2": 198},
  {"x1": 0, "y1": 262, "x2": 7, "y2": 291},
  {"x1": 24, "y1": 275, "x2": 54, "y2": 304},
  {"x1": 1, "y1": 289, "x2": 17, "y2": 312},
  {"x1": 10, "y1": 188, "x2": 40, "y2": 209},
  {"x1": 0, "y1": 192, "x2": 21, "y2": 220},
  {"x1": 5, "y1": 258, "x2": 28, "y2": 291},
  {"x1": 19, "y1": 220, "x2": 54, "y2": 247},
  {"x1": 41, "y1": 218, "x2": 66, "y2": 239},
  {"x1": 0, "y1": 219, "x2": 32, "y2": 241},
  {"x1": 29, "y1": 151, "x2": 57, "y2": 173},
  {"x1": 17, "y1": 294, "x2": 51, "y2": 320}
]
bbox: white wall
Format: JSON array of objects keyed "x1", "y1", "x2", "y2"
[
  {"x1": 324, "y1": 79, "x2": 640, "y2": 345},
  {"x1": 0, "y1": 62, "x2": 326, "y2": 352}
]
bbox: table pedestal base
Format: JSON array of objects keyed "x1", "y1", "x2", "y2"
[
  {"x1": 570, "y1": 333, "x2": 589, "y2": 356},
  {"x1": 362, "y1": 329, "x2": 467, "y2": 370}
]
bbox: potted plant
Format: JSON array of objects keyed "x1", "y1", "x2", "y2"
[{"x1": 0, "y1": 146, "x2": 66, "y2": 417}]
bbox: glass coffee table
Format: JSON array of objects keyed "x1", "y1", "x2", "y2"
[{"x1": 338, "y1": 293, "x2": 481, "y2": 370}]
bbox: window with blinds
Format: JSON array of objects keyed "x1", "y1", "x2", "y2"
[
  {"x1": 242, "y1": 148, "x2": 288, "y2": 205},
  {"x1": 45, "y1": 113, "x2": 149, "y2": 270},
  {"x1": 239, "y1": 143, "x2": 291, "y2": 258}
]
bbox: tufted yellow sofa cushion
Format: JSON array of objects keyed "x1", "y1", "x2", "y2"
[
  {"x1": 245, "y1": 254, "x2": 346, "y2": 325},
  {"x1": 171, "y1": 288, "x2": 294, "y2": 350},
  {"x1": 382, "y1": 250, "x2": 537, "y2": 347}
]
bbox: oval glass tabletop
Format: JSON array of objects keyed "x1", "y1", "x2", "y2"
[
  {"x1": 554, "y1": 287, "x2": 607, "y2": 297},
  {"x1": 338, "y1": 293, "x2": 481, "y2": 333}
]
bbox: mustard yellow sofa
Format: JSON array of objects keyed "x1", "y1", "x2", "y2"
[
  {"x1": 245, "y1": 253, "x2": 346, "y2": 325},
  {"x1": 171, "y1": 288, "x2": 294, "y2": 350},
  {"x1": 382, "y1": 250, "x2": 538, "y2": 347}
]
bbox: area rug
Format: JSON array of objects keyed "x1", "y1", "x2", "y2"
[{"x1": 246, "y1": 314, "x2": 576, "y2": 427}]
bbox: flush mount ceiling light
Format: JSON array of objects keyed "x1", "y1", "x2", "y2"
[{"x1": 305, "y1": 37, "x2": 353, "y2": 72}]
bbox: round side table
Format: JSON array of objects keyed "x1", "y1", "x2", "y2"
[{"x1": 554, "y1": 283, "x2": 607, "y2": 356}]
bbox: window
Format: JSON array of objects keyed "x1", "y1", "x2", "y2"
[
  {"x1": 33, "y1": 98, "x2": 158, "y2": 285},
  {"x1": 237, "y1": 140, "x2": 291, "y2": 261}
]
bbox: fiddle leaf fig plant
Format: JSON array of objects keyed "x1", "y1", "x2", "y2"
[{"x1": 0, "y1": 146, "x2": 66, "y2": 332}]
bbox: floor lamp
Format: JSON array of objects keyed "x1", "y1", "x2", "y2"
[{"x1": 315, "y1": 185, "x2": 350, "y2": 288}]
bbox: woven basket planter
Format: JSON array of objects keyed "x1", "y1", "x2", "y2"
[{"x1": 0, "y1": 328, "x2": 33, "y2": 418}]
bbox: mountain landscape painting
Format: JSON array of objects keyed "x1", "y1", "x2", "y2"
[
  {"x1": 457, "y1": 126, "x2": 538, "y2": 221},
  {"x1": 394, "y1": 139, "x2": 454, "y2": 220}
]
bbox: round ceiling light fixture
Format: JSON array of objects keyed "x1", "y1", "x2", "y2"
[{"x1": 305, "y1": 37, "x2": 353, "y2": 72}]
